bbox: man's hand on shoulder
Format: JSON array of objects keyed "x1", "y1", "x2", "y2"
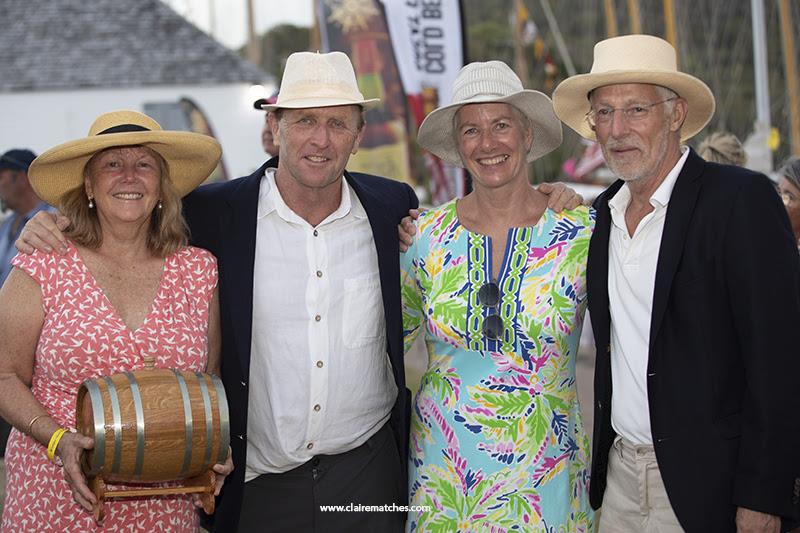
[
  {"x1": 538, "y1": 182, "x2": 583, "y2": 212},
  {"x1": 735, "y1": 507, "x2": 780, "y2": 533},
  {"x1": 399, "y1": 208, "x2": 420, "y2": 253},
  {"x1": 15, "y1": 211, "x2": 70, "y2": 255}
]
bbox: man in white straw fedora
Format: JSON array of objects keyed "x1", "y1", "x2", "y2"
[
  {"x1": 553, "y1": 34, "x2": 800, "y2": 532},
  {"x1": 17, "y1": 51, "x2": 416, "y2": 532}
]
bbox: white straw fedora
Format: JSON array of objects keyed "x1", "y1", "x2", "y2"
[
  {"x1": 417, "y1": 61, "x2": 563, "y2": 167},
  {"x1": 28, "y1": 110, "x2": 221, "y2": 206},
  {"x1": 552, "y1": 34, "x2": 715, "y2": 142},
  {"x1": 261, "y1": 51, "x2": 379, "y2": 111}
]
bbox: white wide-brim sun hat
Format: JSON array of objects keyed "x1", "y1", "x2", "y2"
[
  {"x1": 28, "y1": 110, "x2": 221, "y2": 206},
  {"x1": 552, "y1": 34, "x2": 715, "y2": 142},
  {"x1": 261, "y1": 51, "x2": 379, "y2": 111},
  {"x1": 417, "y1": 60, "x2": 563, "y2": 168}
]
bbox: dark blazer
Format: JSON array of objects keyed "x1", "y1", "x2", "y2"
[
  {"x1": 183, "y1": 157, "x2": 418, "y2": 532},
  {"x1": 587, "y1": 149, "x2": 800, "y2": 532}
]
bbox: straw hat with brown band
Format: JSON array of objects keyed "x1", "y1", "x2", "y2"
[
  {"x1": 28, "y1": 110, "x2": 222, "y2": 206},
  {"x1": 552, "y1": 34, "x2": 716, "y2": 143}
]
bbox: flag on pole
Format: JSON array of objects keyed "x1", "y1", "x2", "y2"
[{"x1": 380, "y1": 0, "x2": 466, "y2": 204}]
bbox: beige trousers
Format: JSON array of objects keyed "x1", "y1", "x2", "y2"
[{"x1": 598, "y1": 436, "x2": 684, "y2": 533}]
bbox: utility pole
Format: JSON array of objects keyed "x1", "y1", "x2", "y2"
[{"x1": 746, "y1": 0, "x2": 773, "y2": 172}]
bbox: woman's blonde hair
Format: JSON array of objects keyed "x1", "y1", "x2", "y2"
[
  {"x1": 59, "y1": 146, "x2": 188, "y2": 257},
  {"x1": 697, "y1": 131, "x2": 747, "y2": 166}
]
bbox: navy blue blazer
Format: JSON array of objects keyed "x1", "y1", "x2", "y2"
[
  {"x1": 183, "y1": 157, "x2": 418, "y2": 531},
  {"x1": 587, "y1": 149, "x2": 800, "y2": 532}
]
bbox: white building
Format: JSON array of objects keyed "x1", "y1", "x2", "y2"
[{"x1": 0, "y1": 0, "x2": 274, "y2": 182}]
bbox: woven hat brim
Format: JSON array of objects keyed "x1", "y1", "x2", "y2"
[
  {"x1": 28, "y1": 131, "x2": 222, "y2": 206},
  {"x1": 552, "y1": 70, "x2": 716, "y2": 142},
  {"x1": 262, "y1": 96, "x2": 381, "y2": 111},
  {"x1": 417, "y1": 91, "x2": 563, "y2": 167}
]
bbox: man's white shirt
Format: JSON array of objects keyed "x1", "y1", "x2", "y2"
[
  {"x1": 245, "y1": 168, "x2": 397, "y2": 480},
  {"x1": 607, "y1": 147, "x2": 689, "y2": 445}
]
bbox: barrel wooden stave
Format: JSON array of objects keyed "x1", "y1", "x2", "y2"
[{"x1": 76, "y1": 368, "x2": 228, "y2": 483}]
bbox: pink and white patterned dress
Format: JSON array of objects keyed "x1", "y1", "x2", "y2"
[{"x1": 1, "y1": 242, "x2": 217, "y2": 532}]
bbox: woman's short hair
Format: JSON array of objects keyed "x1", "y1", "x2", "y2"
[
  {"x1": 59, "y1": 146, "x2": 189, "y2": 257},
  {"x1": 697, "y1": 131, "x2": 747, "y2": 166}
]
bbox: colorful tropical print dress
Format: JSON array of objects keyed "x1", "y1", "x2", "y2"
[{"x1": 401, "y1": 200, "x2": 595, "y2": 532}]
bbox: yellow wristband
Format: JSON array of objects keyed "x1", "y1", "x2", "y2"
[{"x1": 47, "y1": 428, "x2": 67, "y2": 462}]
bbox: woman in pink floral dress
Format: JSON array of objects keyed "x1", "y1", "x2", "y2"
[{"x1": 0, "y1": 110, "x2": 232, "y2": 532}]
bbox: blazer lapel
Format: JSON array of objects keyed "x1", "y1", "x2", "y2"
[
  {"x1": 648, "y1": 150, "x2": 704, "y2": 353},
  {"x1": 588, "y1": 181, "x2": 622, "y2": 345},
  {"x1": 223, "y1": 167, "x2": 264, "y2": 376}
]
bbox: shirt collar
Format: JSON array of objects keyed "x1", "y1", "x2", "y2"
[
  {"x1": 609, "y1": 146, "x2": 689, "y2": 214},
  {"x1": 257, "y1": 167, "x2": 366, "y2": 225}
]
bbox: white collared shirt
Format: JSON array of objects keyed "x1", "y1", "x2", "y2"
[
  {"x1": 608, "y1": 147, "x2": 689, "y2": 445},
  {"x1": 245, "y1": 168, "x2": 397, "y2": 479}
]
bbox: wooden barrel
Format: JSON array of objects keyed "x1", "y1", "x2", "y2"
[{"x1": 76, "y1": 368, "x2": 230, "y2": 483}]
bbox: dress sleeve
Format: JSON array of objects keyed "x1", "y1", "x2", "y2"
[
  {"x1": 10, "y1": 250, "x2": 57, "y2": 312},
  {"x1": 180, "y1": 246, "x2": 218, "y2": 317},
  {"x1": 400, "y1": 221, "x2": 424, "y2": 353}
]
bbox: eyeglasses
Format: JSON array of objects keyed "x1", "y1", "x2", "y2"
[
  {"x1": 478, "y1": 282, "x2": 504, "y2": 340},
  {"x1": 781, "y1": 192, "x2": 797, "y2": 206},
  {"x1": 585, "y1": 97, "x2": 677, "y2": 128}
]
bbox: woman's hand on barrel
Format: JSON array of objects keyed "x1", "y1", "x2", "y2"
[
  {"x1": 57, "y1": 431, "x2": 97, "y2": 511},
  {"x1": 195, "y1": 447, "x2": 233, "y2": 508}
]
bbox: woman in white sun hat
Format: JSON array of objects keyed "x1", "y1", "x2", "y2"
[
  {"x1": 0, "y1": 110, "x2": 231, "y2": 532},
  {"x1": 401, "y1": 61, "x2": 595, "y2": 531}
]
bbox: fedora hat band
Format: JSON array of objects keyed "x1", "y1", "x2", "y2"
[{"x1": 97, "y1": 124, "x2": 152, "y2": 135}]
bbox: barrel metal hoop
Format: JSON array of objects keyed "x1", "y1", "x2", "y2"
[
  {"x1": 210, "y1": 374, "x2": 230, "y2": 464},
  {"x1": 101, "y1": 376, "x2": 123, "y2": 475},
  {"x1": 195, "y1": 372, "x2": 214, "y2": 467},
  {"x1": 82, "y1": 379, "x2": 106, "y2": 475},
  {"x1": 123, "y1": 372, "x2": 145, "y2": 479},
  {"x1": 173, "y1": 370, "x2": 194, "y2": 478}
]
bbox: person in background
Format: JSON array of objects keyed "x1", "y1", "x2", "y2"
[
  {"x1": 778, "y1": 156, "x2": 800, "y2": 250},
  {"x1": 697, "y1": 130, "x2": 747, "y2": 166},
  {"x1": 402, "y1": 60, "x2": 595, "y2": 531},
  {"x1": 252, "y1": 91, "x2": 279, "y2": 157},
  {"x1": 0, "y1": 148, "x2": 51, "y2": 457},
  {"x1": 553, "y1": 34, "x2": 800, "y2": 532},
  {"x1": 0, "y1": 111, "x2": 231, "y2": 531}
]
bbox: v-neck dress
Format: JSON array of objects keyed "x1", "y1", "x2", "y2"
[
  {"x1": 401, "y1": 200, "x2": 595, "y2": 532},
  {"x1": 2, "y1": 242, "x2": 217, "y2": 532}
]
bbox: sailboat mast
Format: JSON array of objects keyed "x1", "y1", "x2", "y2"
[{"x1": 778, "y1": 0, "x2": 800, "y2": 156}]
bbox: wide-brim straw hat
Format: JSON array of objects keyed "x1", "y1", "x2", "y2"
[
  {"x1": 417, "y1": 61, "x2": 563, "y2": 167},
  {"x1": 552, "y1": 34, "x2": 715, "y2": 142},
  {"x1": 261, "y1": 51, "x2": 379, "y2": 111},
  {"x1": 28, "y1": 110, "x2": 222, "y2": 206}
]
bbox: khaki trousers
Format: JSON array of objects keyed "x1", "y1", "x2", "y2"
[{"x1": 598, "y1": 436, "x2": 684, "y2": 533}]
